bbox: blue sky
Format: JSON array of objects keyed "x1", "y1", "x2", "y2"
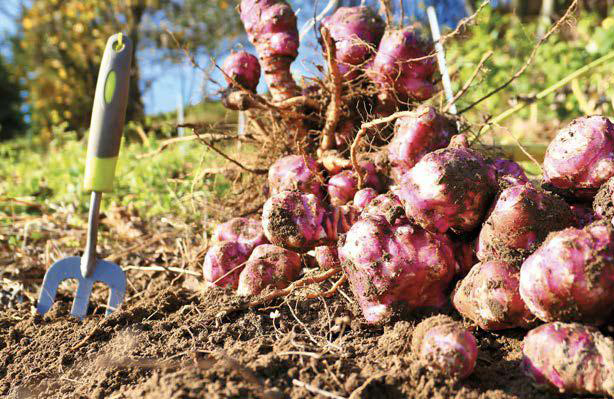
[{"x1": 0, "y1": 0, "x2": 476, "y2": 116}]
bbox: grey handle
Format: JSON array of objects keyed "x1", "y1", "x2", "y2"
[{"x1": 88, "y1": 33, "x2": 132, "y2": 158}]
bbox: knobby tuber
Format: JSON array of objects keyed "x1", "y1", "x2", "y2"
[
  {"x1": 339, "y1": 214, "x2": 456, "y2": 323},
  {"x1": 522, "y1": 322, "x2": 614, "y2": 396},
  {"x1": 239, "y1": 0, "x2": 300, "y2": 102},
  {"x1": 268, "y1": 155, "x2": 323, "y2": 199},
  {"x1": 411, "y1": 315, "x2": 478, "y2": 379},
  {"x1": 519, "y1": 221, "x2": 614, "y2": 325},
  {"x1": 477, "y1": 183, "x2": 574, "y2": 265},
  {"x1": 221, "y1": 50, "x2": 261, "y2": 110},
  {"x1": 237, "y1": 244, "x2": 302, "y2": 296},
  {"x1": 453, "y1": 260, "x2": 534, "y2": 330},
  {"x1": 543, "y1": 115, "x2": 614, "y2": 200}
]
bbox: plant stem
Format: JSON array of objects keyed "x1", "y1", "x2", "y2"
[{"x1": 480, "y1": 50, "x2": 614, "y2": 136}]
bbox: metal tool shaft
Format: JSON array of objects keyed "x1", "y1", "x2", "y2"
[{"x1": 80, "y1": 191, "x2": 102, "y2": 278}]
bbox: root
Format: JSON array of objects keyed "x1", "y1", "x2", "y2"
[
  {"x1": 443, "y1": 50, "x2": 493, "y2": 113},
  {"x1": 320, "y1": 26, "x2": 342, "y2": 151},
  {"x1": 248, "y1": 267, "x2": 343, "y2": 307}
]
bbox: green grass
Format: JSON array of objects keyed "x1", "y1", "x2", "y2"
[{"x1": 0, "y1": 127, "x2": 232, "y2": 224}]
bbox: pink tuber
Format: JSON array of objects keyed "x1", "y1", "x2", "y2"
[
  {"x1": 339, "y1": 214, "x2": 457, "y2": 323},
  {"x1": 360, "y1": 192, "x2": 408, "y2": 226},
  {"x1": 450, "y1": 236, "x2": 477, "y2": 277},
  {"x1": 452, "y1": 260, "x2": 534, "y2": 330},
  {"x1": 239, "y1": 0, "x2": 300, "y2": 101},
  {"x1": 220, "y1": 51, "x2": 261, "y2": 110},
  {"x1": 522, "y1": 322, "x2": 614, "y2": 396},
  {"x1": 353, "y1": 187, "x2": 378, "y2": 210},
  {"x1": 327, "y1": 161, "x2": 382, "y2": 206},
  {"x1": 542, "y1": 116, "x2": 614, "y2": 200},
  {"x1": 237, "y1": 244, "x2": 302, "y2": 296},
  {"x1": 314, "y1": 245, "x2": 340, "y2": 270},
  {"x1": 262, "y1": 190, "x2": 359, "y2": 252},
  {"x1": 320, "y1": 6, "x2": 385, "y2": 79},
  {"x1": 268, "y1": 155, "x2": 322, "y2": 199},
  {"x1": 211, "y1": 217, "x2": 268, "y2": 252},
  {"x1": 203, "y1": 241, "x2": 249, "y2": 289},
  {"x1": 570, "y1": 202, "x2": 601, "y2": 228},
  {"x1": 367, "y1": 27, "x2": 436, "y2": 103},
  {"x1": 488, "y1": 157, "x2": 529, "y2": 186},
  {"x1": 411, "y1": 315, "x2": 478, "y2": 379},
  {"x1": 519, "y1": 222, "x2": 614, "y2": 325},
  {"x1": 397, "y1": 147, "x2": 496, "y2": 234},
  {"x1": 388, "y1": 106, "x2": 457, "y2": 182},
  {"x1": 476, "y1": 183, "x2": 574, "y2": 265}
]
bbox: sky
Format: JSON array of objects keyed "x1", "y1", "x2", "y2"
[{"x1": 0, "y1": 0, "x2": 481, "y2": 116}]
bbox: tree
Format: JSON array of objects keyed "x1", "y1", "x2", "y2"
[
  {"x1": 14, "y1": 0, "x2": 242, "y2": 140},
  {"x1": 0, "y1": 52, "x2": 26, "y2": 141}
]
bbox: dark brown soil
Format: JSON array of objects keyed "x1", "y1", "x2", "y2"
[{"x1": 0, "y1": 211, "x2": 606, "y2": 399}]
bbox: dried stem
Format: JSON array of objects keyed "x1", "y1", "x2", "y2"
[
  {"x1": 459, "y1": 0, "x2": 578, "y2": 114},
  {"x1": 274, "y1": 96, "x2": 320, "y2": 109},
  {"x1": 190, "y1": 128, "x2": 268, "y2": 175},
  {"x1": 443, "y1": 50, "x2": 493, "y2": 113},
  {"x1": 320, "y1": 26, "x2": 342, "y2": 151},
  {"x1": 305, "y1": 275, "x2": 347, "y2": 299},
  {"x1": 248, "y1": 267, "x2": 342, "y2": 307}
]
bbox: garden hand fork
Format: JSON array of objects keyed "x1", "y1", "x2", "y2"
[{"x1": 37, "y1": 33, "x2": 132, "y2": 319}]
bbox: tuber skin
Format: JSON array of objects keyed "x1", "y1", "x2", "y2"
[
  {"x1": 397, "y1": 147, "x2": 496, "y2": 234},
  {"x1": 450, "y1": 235, "x2": 477, "y2": 277},
  {"x1": 476, "y1": 183, "x2": 575, "y2": 265},
  {"x1": 320, "y1": 6, "x2": 385, "y2": 79},
  {"x1": 221, "y1": 51, "x2": 261, "y2": 110},
  {"x1": 203, "y1": 241, "x2": 249, "y2": 289},
  {"x1": 522, "y1": 322, "x2": 614, "y2": 396},
  {"x1": 239, "y1": 0, "x2": 300, "y2": 102},
  {"x1": 353, "y1": 187, "x2": 378, "y2": 210},
  {"x1": 327, "y1": 161, "x2": 382, "y2": 206},
  {"x1": 452, "y1": 260, "x2": 534, "y2": 330},
  {"x1": 268, "y1": 155, "x2": 323, "y2": 199},
  {"x1": 360, "y1": 191, "x2": 408, "y2": 226},
  {"x1": 594, "y1": 175, "x2": 614, "y2": 221},
  {"x1": 211, "y1": 217, "x2": 268, "y2": 253},
  {"x1": 571, "y1": 202, "x2": 601, "y2": 228},
  {"x1": 237, "y1": 244, "x2": 302, "y2": 296},
  {"x1": 314, "y1": 245, "x2": 340, "y2": 270},
  {"x1": 339, "y1": 214, "x2": 457, "y2": 324},
  {"x1": 542, "y1": 116, "x2": 614, "y2": 200},
  {"x1": 519, "y1": 221, "x2": 614, "y2": 325},
  {"x1": 489, "y1": 157, "x2": 529, "y2": 186},
  {"x1": 388, "y1": 106, "x2": 457, "y2": 182},
  {"x1": 262, "y1": 190, "x2": 359, "y2": 252},
  {"x1": 368, "y1": 27, "x2": 436, "y2": 103},
  {"x1": 411, "y1": 315, "x2": 478, "y2": 379}
]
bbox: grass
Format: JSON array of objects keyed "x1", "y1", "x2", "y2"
[{"x1": 0, "y1": 127, "x2": 233, "y2": 225}]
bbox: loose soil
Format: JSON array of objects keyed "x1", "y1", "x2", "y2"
[{"x1": 0, "y1": 209, "x2": 606, "y2": 399}]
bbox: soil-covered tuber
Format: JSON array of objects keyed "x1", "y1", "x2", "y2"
[
  {"x1": 239, "y1": 0, "x2": 300, "y2": 101},
  {"x1": 211, "y1": 217, "x2": 268, "y2": 253},
  {"x1": 203, "y1": 241, "x2": 249, "y2": 289},
  {"x1": 522, "y1": 322, "x2": 614, "y2": 396},
  {"x1": 339, "y1": 214, "x2": 456, "y2": 323},
  {"x1": 411, "y1": 315, "x2": 478, "y2": 379},
  {"x1": 262, "y1": 190, "x2": 358, "y2": 252},
  {"x1": 594, "y1": 176, "x2": 614, "y2": 221},
  {"x1": 397, "y1": 147, "x2": 496, "y2": 234},
  {"x1": 519, "y1": 222, "x2": 614, "y2": 325},
  {"x1": 353, "y1": 187, "x2": 378, "y2": 210},
  {"x1": 360, "y1": 192, "x2": 408, "y2": 225},
  {"x1": 237, "y1": 244, "x2": 302, "y2": 296},
  {"x1": 320, "y1": 6, "x2": 385, "y2": 79},
  {"x1": 314, "y1": 245, "x2": 340, "y2": 270},
  {"x1": 489, "y1": 158, "x2": 529, "y2": 186},
  {"x1": 368, "y1": 27, "x2": 436, "y2": 103},
  {"x1": 477, "y1": 183, "x2": 574, "y2": 265},
  {"x1": 452, "y1": 260, "x2": 534, "y2": 330},
  {"x1": 388, "y1": 106, "x2": 457, "y2": 182},
  {"x1": 542, "y1": 116, "x2": 614, "y2": 200},
  {"x1": 268, "y1": 155, "x2": 322, "y2": 199}
]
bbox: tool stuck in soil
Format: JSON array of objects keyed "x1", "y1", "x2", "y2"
[{"x1": 36, "y1": 33, "x2": 132, "y2": 319}]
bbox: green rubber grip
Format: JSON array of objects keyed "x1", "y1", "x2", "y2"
[{"x1": 84, "y1": 33, "x2": 132, "y2": 192}]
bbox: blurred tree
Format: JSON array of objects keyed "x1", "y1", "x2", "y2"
[
  {"x1": 14, "y1": 0, "x2": 242, "y2": 140},
  {"x1": 0, "y1": 52, "x2": 26, "y2": 141}
]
